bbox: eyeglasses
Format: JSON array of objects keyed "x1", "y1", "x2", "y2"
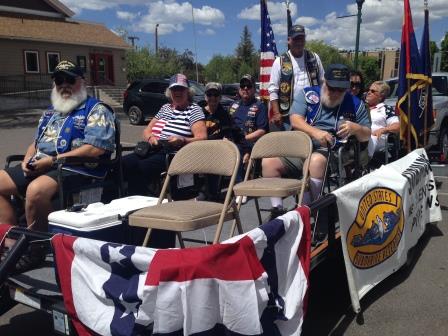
[
  {"x1": 206, "y1": 92, "x2": 220, "y2": 97},
  {"x1": 54, "y1": 75, "x2": 77, "y2": 86},
  {"x1": 327, "y1": 85, "x2": 346, "y2": 93},
  {"x1": 240, "y1": 84, "x2": 253, "y2": 90},
  {"x1": 350, "y1": 82, "x2": 361, "y2": 88},
  {"x1": 368, "y1": 88, "x2": 379, "y2": 94}
]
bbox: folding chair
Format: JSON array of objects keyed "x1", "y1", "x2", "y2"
[
  {"x1": 128, "y1": 140, "x2": 243, "y2": 247},
  {"x1": 232, "y1": 131, "x2": 312, "y2": 225}
]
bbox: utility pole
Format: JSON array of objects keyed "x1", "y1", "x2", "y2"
[
  {"x1": 155, "y1": 24, "x2": 159, "y2": 55},
  {"x1": 191, "y1": 5, "x2": 199, "y2": 82},
  {"x1": 127, "y1": 36, "x2": 139, "y2": 48},
  {"x1": 354, "y1": 0, "x2": 365, "y2": 70}
]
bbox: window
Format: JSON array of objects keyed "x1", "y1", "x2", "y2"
[
  {"x1": 141, "y1": 82, "x2": 168, "y2": 94},
  {"x1": 24, "y1": 50, "x2": 39, "y2": 73},
  {"x1": 47, "y1": 52, "x2": 60, "y2": 73},
  {"x1": 77, "y1": 56, "x2": 87, "y2": 73}
]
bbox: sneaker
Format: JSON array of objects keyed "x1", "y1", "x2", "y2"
[
  {"x1": 14, "y1": 244, "x2": 47, "y2": 274},
  {"x1": 269, "y1": 206, "x2": 287, "y2": 220}
]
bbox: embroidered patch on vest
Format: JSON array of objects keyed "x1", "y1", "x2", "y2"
[
  {"x1": 280, "y1": 82, "x2": 291, "y2": 93},
  {"x1": 305, "y1": 90, "x2": 320, "y2": 104},
  {"x1": 281, "y1": 62, "x2": 293, "y2": 75}
]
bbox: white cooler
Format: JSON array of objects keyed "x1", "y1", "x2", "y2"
[{"x1": 48, "y1": 196, "x2": 162, "y2": 243}]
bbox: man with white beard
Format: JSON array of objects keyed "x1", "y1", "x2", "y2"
[
  {"x1": 262, "y1": 64, "x2": 370, "y2": 213},
  {"x1": 0, "y1": 60, "x2": 115, "y2": 272}
]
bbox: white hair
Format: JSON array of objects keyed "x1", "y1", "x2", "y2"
[
  {"x1": 321, "y1": 83, "x2": 345, "y2": 109},
  {"x1": 51, "y1": 83, "x2": 87, "y2": 114}
]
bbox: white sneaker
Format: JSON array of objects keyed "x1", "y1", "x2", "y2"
[{"x1": 236, "y1": 196, "x2": 248, "y2": 204}]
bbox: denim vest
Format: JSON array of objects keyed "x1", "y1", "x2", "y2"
[{"x1": 37, "y1": 96, "x2": 112, "y2": 178}]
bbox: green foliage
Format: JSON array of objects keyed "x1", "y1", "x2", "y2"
[
  {"x1": 235, "y1": 26, "x2": 256, "y2": 65},
  {"x1": 441, "y1": 32, "x2": 448, "y2": 72},
  {"x1": 306, "y1": 40, "x2": 352, "y2": 68},
  {"x1": 204, "y1": 55, "x2": 238, "y2": 83},
  {"x1": 358, "y1": 55, "x2": 380, "y2": 87}
]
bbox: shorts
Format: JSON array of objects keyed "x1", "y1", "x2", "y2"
[
  {"x1": 4, "y1": 165, "x2": 91, "y2": 198},
  {"x1": 279, "y1": 156, "x2": 304, "y2": 179}
]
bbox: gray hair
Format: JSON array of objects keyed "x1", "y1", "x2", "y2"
[
  {"x1": 371, "y1": 81, "x2": 390, "y2": 101},
  {"x1": 165, "y1": 86, "x2": 195, "y2": 102}
]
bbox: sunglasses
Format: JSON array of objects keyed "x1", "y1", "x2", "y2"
[
  {"x1": 54, "y1": 75, "x2": 77, "y2": 86},
  {"x1": 368, "y1": 88, "x2": 379, "y2": 94},
  {"x1": 240, "y1": 84, "x2": 253, "y2": 90},
  {"x1": 327, "y1": 85, "x2": 346, "y2": 93},
  {"x1": 350, "y1": 82, "x2": 361, "y2": 88}
]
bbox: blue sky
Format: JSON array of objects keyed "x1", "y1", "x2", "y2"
[{"x1": 60, "y1": 0, "x2": 448, "y2": 64}]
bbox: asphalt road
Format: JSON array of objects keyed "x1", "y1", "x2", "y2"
[{"x1": 0, "y1": 112, "x2": 447, "y2": 335}]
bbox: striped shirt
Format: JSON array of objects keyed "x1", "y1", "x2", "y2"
[{"x1": 154, "y1": 103, "x2": 205, "y2": 139}]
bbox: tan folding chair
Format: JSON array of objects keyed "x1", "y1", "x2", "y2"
[
  {"x1": 233, "y1": 131, "x2": 312, "y2": 225},
  {"x1": 128, "y1": 140, "x2": 243, "y2": 247}
]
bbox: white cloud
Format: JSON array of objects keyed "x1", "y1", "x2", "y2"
[
  {"x1": 295, "y1": 16, "x2": 320, "y2": 27},
  {"x1": 60, "y1": 0, "x2": 156, "y2": 13},
  {"x1": 116, "y1": 10, "x2": 136, "y2": 21},
  {"x1": 133, "y1": 1, "x2": 225, "y2": 35},
  {"x1": 238, "y1": 1, "x2": 297, "y2": 22},
  {"x1": 200, "y1": 28, "x2": 216, "y2": 36}
]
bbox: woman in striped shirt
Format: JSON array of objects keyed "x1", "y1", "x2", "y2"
[{"x1": 123, "y1": 74, "x2": 207, "y2": 240}]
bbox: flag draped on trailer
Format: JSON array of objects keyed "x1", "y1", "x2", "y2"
[
  {"x1": 396, "y1": 0, "x2": 425, "y2": 151},
  {"x1": 419, "y1": 1, "x2": 434, "y2": 146},
  {"x1": 259, "y1": 0, "x2": 278, "y2": 101},
  {"x1": 52, "y1": 208, "x2": 311, "y2": 336}
]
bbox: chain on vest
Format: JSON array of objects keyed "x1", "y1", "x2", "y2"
[{"x1": 278, "y1": 50, "x2": 320, "y2": 117}]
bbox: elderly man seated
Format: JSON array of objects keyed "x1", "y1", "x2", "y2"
[
  {"x1": 0, "y1": 60, "x2": 116, "y2": 271},
  {"x1": 365, "y1": 81, "x2": 400, "y2": 163},
  {"x1": 262, "y1": 64, "x2": 371, "y2": 213}
]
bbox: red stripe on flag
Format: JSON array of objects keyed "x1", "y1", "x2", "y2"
[
  {"x1": 259, "y1": 74, "x2": 271, "y2": 82},
  {"x1": 52, "y1": 235, "x2": 95, "y2": 336},
  {"x1": 146, "y1": 236, "x2": 265, "y2": 285},
  {"x1": 260, "y1": 59, "x2": 274, "y2": 67}
]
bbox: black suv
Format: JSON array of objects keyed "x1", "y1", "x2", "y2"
[{"x1": 123, "y1": 78, "x2": 234, "y2": 125}]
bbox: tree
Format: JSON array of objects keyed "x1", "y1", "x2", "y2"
[
  {"x1": 440, "y1": 32, "x2": 448, "y2": 72},
  {"x1": 358, "y1": 55, "x2": 380, "y2": 87},
  {"x1": 204, "y1": 55, "x2": 238, "y2": 83},
  {"x1": 306, "y1": 40, "x2": 352, "y2": 69},
  {"x1": 234, "y1": 26, "x2": 258, "y2": 79},
  {"x1": 429, "y1": 41, "x2": 439, "y2": 66}
]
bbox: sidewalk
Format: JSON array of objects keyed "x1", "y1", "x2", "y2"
[{"x1": 0, "y1": 107, "x2": 125, "y2": 129}]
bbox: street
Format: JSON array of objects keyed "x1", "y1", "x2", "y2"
[{"x1": 0, "y1": 113, "x2": 447, "y2": 336}]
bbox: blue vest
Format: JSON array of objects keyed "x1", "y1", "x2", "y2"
[
  {"x1": 303, "y1": 86, "x2": 362, "y2": 126},
  {"x1": 37, "y1": 96, "x2": 112, "y2": 178}
]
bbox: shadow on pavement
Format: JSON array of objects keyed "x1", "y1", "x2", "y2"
[{"x1": 302, "y1": 222, "x2": 443, "y2": 336}]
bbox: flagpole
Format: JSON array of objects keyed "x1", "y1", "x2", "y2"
[
  {"x1": 407, "y1": 78, "x2": 412, "y2": 153},
  {"x1": 423, "y1": 0, "x2": 429, "y2": 148}
]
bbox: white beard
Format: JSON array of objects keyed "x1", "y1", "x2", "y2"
[
  {"x1": 321, "y1": 85, "x2": 345, "y2": 109},
  {"x1": 51, "y1": 86, "x2": 87, "y2": 114}
]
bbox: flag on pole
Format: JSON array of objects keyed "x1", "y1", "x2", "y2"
[
  {"x1": 259, "y1": 0, "x2": 278, "y2": 101},
  {"x1": 419, "y1": 1, "x2": 434, "y2": 146},
  {"x1": 396, "y1": 0, "x2": 425, "y2": 151}
]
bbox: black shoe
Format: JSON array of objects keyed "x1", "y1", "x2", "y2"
[
  {"x1": 269, "y1": 206, "x2": 287, "y2": 221},
  {"x1": 14, "y1": 244, "x2": 47, "y2": 274}
]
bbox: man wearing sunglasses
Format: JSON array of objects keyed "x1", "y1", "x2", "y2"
[
  {"x1": 0, "y1": 60, "x2": 115, "y2": 271},
  {"x1": 268, "y1": 24, "x2": 325, "y2": 131},
  {"x1": 229, "y1": 74, "x2": 268, "y2": 181},
  {"x1": 263, "y1": 64, "x2": 370, "y2": 210}
]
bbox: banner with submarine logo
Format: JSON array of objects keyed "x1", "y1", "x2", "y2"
[{"x1": 333, "y1": 148, "x2": 442, "y2": 313}]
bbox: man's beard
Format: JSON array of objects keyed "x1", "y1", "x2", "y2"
[
  {"x1": 51, "y1": 86, "x2": 87, "y2": 114},
  {"x1": 321, "y1": 85, "x2": 345, "y2": 109}
]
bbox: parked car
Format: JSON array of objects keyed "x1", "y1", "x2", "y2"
[
  {"x1": 123, "y1": 78, "x2": 233, "y2": 125},
  {"x1": 385, "y1": 72, "x2": 448, "y2": 160},
  {"x1": 222, "y1": 83, "x2": 240, "y2": 101}
]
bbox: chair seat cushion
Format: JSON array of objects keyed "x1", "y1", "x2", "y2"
[
  {"x1": 233, "y1": 177, "x2": 303, "y2": 197},
  {"x1": 128, "y1": 200, "x2": 234, "y2": 231}
]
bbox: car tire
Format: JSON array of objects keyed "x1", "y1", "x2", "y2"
[
  {"x1": 439, "y1": 125, "x2": 448, "y2": 160},
  {"x1": 128, "y1": 106, "x2": 145, "y2": 125}
]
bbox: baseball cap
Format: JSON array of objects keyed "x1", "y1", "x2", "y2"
[
  {"x1": 324, "y1": 64, "x2": 350, "y2": 89},
  {"x1": 52, "y1": 60, "x2": 84, "y2": 78},
  {"x1": 169, "y1": 73, "x2": 189, "y2": 89},
  {"x1": 240, "y1": 74, "x2": 255, "y2": 86},
  {"x1": 288, "y1": 25, "x2": 306, "y2": 38},
  {"x1": 205, "y1": 82, "x2": 222, "y2": 93}
]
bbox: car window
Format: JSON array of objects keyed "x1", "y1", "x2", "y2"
[
  {"x1": 386, "y1": 79, "x2": 398, "y2": 98},
  {"x1": 223, "y1": 85, "x2": 238, "y2": 96},
  {"x1": 141, "y1": 82, "x2": 168, "y2": 94},
  {"x1": 190, "y1": 81, "x2": 205, "y2": 95},
  {"x1": 432, "y1": 76, "x2": 448, "y2": 96}
]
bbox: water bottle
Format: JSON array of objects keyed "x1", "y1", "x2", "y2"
[{"x1": 337, "y1": 116, "x2": 348, "y2": 143}]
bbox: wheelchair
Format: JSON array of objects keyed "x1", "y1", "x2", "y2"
[{"x1": 368, "y1": 133, "x2": 401, "y2": 170}]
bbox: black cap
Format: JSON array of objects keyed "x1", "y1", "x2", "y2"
[
  {"x1": 240, "y1": 74, "x2": 255, "y2": 86},
  {"x1": 324, "y1": 64, "x2": 350, "y2": 89},
  {"x1": 52, "y1": 60, "x2": 84, "y2": 78},
  {"x1": 288, "y1": 24, "x2": 306, "y2": 38}
]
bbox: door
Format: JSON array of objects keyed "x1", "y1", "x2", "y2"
[{"x1": 89, "y1": 54, "x2": 114, "y2": 85}]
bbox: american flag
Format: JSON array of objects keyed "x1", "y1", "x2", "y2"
[
  {"x1": 50, "y1": 208, "x2": 311, "y2": 336},
  {"x1": 259, "y1": 0, "x2": 278, "y2": 101}
]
